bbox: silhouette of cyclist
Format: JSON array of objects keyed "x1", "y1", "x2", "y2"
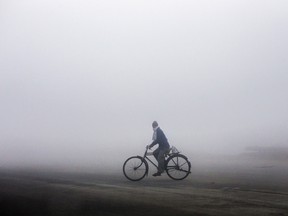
[{"x1": 148, "y1": 121, "x2": 170, "y2": 176}]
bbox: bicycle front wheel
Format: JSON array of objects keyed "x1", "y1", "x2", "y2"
[
  {"x1": 123, "y1": 156, "x2": 148, "y2": 181},
  {"x1": 165, "y1": 154, "x2": 191, "y2": 180}
]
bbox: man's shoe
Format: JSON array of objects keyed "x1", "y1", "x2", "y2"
[{"x1": 152, "y1": 172, "x2": 162, "y2": 177}]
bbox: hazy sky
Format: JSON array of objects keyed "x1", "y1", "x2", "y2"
[{"x1": 1, "y1": 0, "x2": 288, "y2": 168}]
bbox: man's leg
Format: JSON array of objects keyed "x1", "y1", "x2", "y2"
[
  {"x1": 153, "y1": 148, "x2": 160, "y2": 161},
  {"x1": 157, "y1": 148, "x2": 167, "y2": 173},
  {"x1": 152, "y1": 148, "x2": 161, "y2": 176}
]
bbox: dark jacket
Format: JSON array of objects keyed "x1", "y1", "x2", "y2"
[{"x1": 150, "y1": 127, "x2": 170, "y2": 149}]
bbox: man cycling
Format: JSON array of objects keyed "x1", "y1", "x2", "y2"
[{"x1": 148, "y1": 121, "x2": 170, "y2": 177}]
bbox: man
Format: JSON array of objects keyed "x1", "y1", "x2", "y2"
[{"x1": 148, "y1": 121, "x2": 170, "y2": 177}]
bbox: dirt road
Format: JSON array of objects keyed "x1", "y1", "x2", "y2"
[{"x1": 0, "y1": 168, "x2": 288, "y2": 216}]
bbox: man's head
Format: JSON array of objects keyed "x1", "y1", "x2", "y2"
[{"x1": 152, "y1": 121, "x2": 158, "y2": 128}]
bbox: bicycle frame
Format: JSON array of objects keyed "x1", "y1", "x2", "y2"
[
  {"x1": 138, "y1": 147, "x2": 173, "y2": 173},
  {"x1": 143, "y1": 152, "x2": 158, "y2": 169}
]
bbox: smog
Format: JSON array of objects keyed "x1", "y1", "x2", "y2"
[{"x1": 0, "y1": 1, "x2": 287, "y2": 215}]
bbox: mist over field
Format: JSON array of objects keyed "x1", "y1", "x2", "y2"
[{"x1": 0, "y1": 0, "x2": 288, "y2": 172}]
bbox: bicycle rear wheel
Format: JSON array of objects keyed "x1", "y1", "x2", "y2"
[
  {"x1": 165, "y1": 154, "x2": 191, "y2": 180},
  {"x1": 123, "y1": 156, "x2": 148, "y2": 181}
]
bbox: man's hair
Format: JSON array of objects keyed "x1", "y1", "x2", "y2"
[{"x1": 152, "y1": 121, "x2": 158, "y2": 127}]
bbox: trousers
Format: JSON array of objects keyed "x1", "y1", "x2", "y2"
[{"x1": 153, "y1": 147, "x2": 170, "y2": 173}]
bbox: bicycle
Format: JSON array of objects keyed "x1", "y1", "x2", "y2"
[{"x1": 123, "y1": 146, "x2": 191, "y2": 181}]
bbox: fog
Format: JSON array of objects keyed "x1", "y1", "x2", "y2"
[{"x1": 0, "y1": 0, "x2": 287, "y2": 170}]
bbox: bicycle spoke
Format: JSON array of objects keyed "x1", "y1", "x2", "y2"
[
  {"x1": 170, "y1": 158, "x2": 177, "y2": 166},
  {"x1": 123, "y1": 156, "x2": 148, "y2": 181},
  {"x1": 165, "y1": 154, "x2": 191, "y2": 180}
]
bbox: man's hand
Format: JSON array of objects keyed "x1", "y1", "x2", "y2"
[{"x1": 146, "y1": 145, "x2": 151, "y2": 150}]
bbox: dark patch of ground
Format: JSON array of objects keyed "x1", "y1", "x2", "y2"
[{"x1": 0, "y1": 168, "x2": 288, "y2": 216}]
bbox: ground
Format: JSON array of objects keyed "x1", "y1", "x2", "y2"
[{"x1": 0, "y1": 161, "x2": 288, "y2": 216}]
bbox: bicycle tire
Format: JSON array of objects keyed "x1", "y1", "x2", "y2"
[
  {"x1": 123, "y1": 156, "x2": 148, "y2": 181},
  {"x1": 165, "y1": 154, "x2": 191, "y2": 180}
]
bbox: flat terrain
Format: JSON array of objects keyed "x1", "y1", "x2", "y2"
[{"x1": 0, "y1": 164, "x2": 288, "y2": 216}]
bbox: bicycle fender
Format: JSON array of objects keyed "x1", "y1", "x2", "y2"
[{"x1": 166, "y1": 154, "x2": 191, "y2": 166}]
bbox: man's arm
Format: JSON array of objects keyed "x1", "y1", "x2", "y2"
[{"x1": 149, "y1": 139, "x2": 158, "y2": 148}]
